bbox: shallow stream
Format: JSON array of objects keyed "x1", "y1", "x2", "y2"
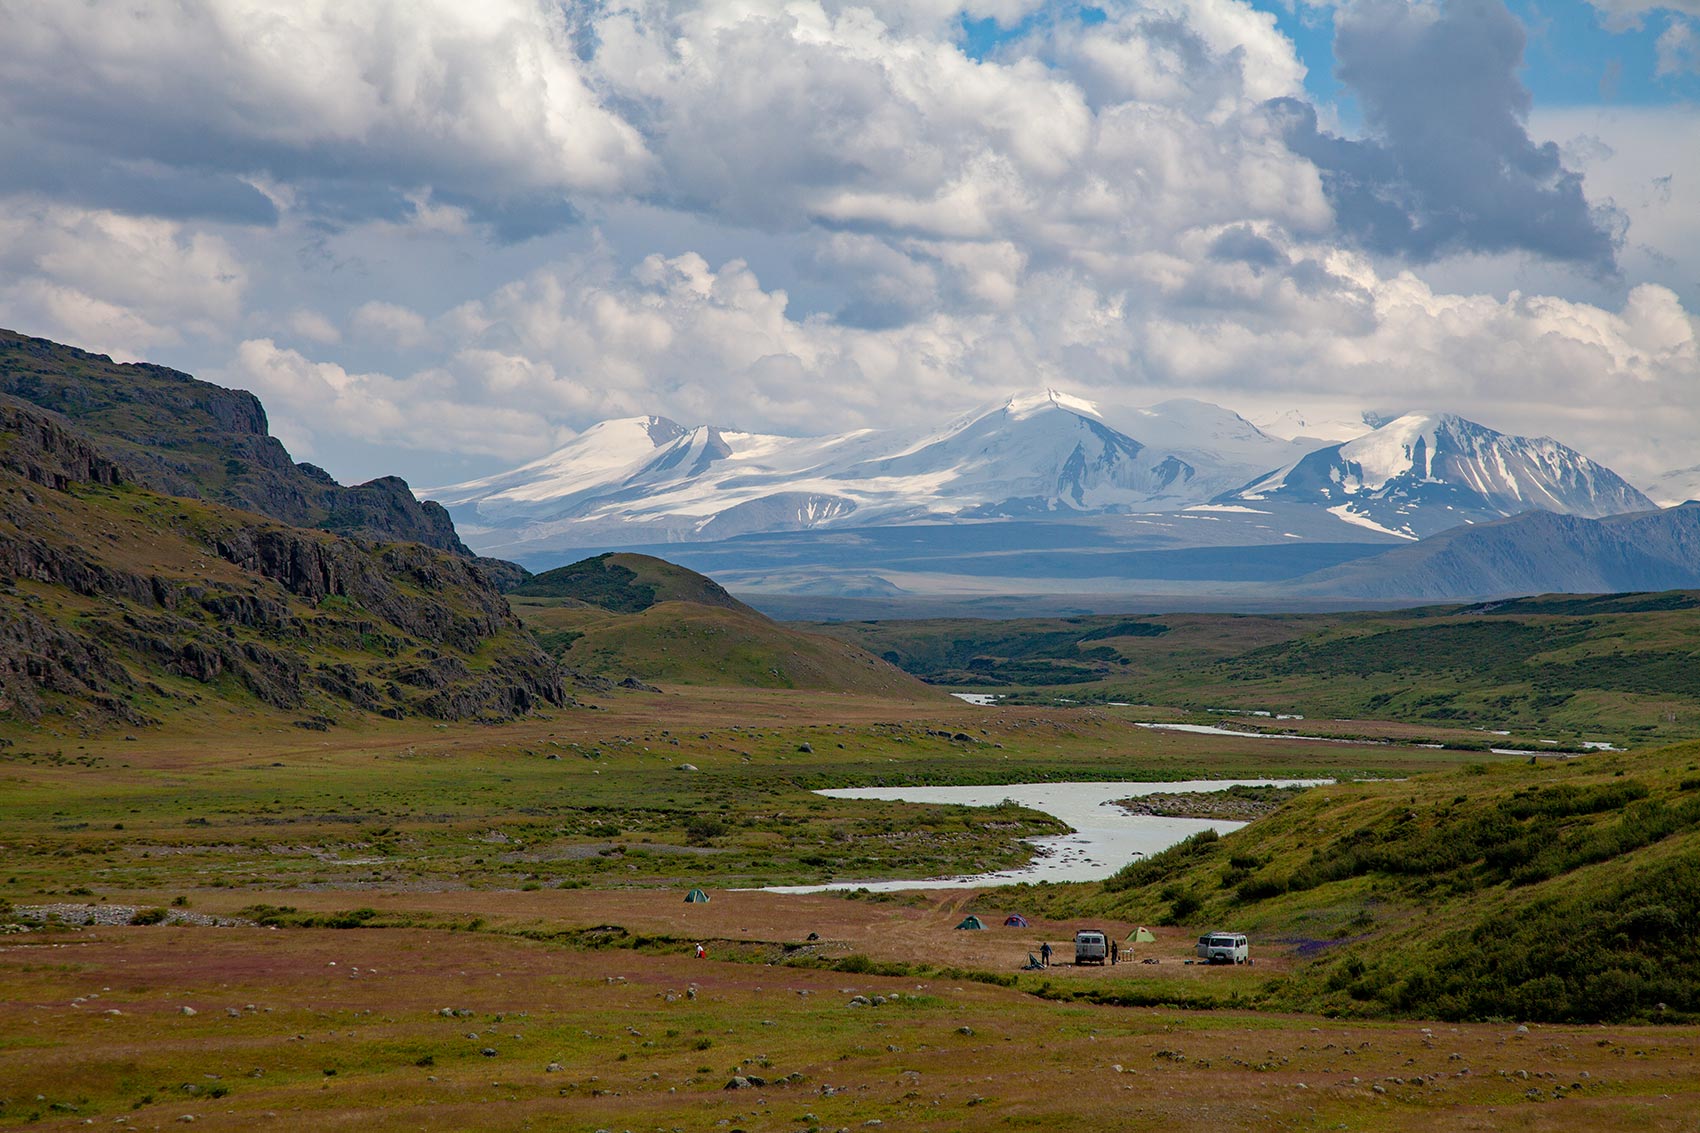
[{"x1": 764, "y1": 778, "x2": 1328, "y2": 893}]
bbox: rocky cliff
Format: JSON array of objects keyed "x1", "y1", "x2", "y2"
[
  {"x1": 0, "y1": 329, "x2": 481, "y2": 558},
  {"x1": 0, "y1": 386, "x2": 565, "y2": 731}
]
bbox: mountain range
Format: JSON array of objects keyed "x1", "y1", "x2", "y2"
[{"x1": 431, "y1": 390, "x2": 1658, "y2": 573}]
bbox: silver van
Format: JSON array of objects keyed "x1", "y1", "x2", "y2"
[
  {"x1": 1074, "y1": 929, "x2": 1109, "y2": 965},
  {"x1": 1195, "y1": 932, "x2": 1249, "y2": 965}
]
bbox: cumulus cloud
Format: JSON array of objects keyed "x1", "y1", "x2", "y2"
[
  {"x1": 0, "y1": 0, "x2": 650, "y2": 229},
  {"x1": 0, "y1": 201, "x2": 245, "y2": 358},
  {"x1": 0, "y1": 0, "x2": 1693, "y2": 489},
  {"x1": 1273, "y1": 0, "x2": 1620, "y2": 270},
  {"x1": 1657, "y1": 18, "x2": 1700, "y2": 74},
  {"x1": 236, "y1": 242, "x2": 1696, "y2": 486},
  {"x1": 229, "y1": 338, "x2": 566, "y2": 463}
]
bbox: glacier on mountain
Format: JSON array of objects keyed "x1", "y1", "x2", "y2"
[{"x1": 427, "y1": 395, "x2": 1656, "y2": 560}]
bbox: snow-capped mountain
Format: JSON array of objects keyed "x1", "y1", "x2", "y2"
[
  {"x1": 1225, "y1": 413, "x2": 1655, "y2": 540},
  {"x1": 428, "y1": 390, "x2": 1306, "y2": 558},
  {"x1": 1250, "y1": 408, "x2": 1378, "y2": 447}
]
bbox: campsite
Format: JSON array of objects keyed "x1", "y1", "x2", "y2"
[{"x1": 8, "y1": 678, "x2": 1700, "y2": 1130}]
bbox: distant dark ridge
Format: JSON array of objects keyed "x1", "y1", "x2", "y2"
[{"x1": 1292, "y1": 504, "x2": 1700, "y2": 600}]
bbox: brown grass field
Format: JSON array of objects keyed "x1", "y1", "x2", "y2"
[
  {"x1": 6, "y1": 688, "x2": 1700, "y2": 1130},
  {"x1": 5, "y1": 908, "x2": 1700, "y2": 1132}
]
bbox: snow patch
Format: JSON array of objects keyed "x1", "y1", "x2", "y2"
[{"x1": 1326, "y1": 504, "x2": 1419, "y2": 540}]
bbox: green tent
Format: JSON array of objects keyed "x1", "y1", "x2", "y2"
[
  {"x1": 683, "y1": 888, "x2": 710, "y2": 903},
  {"x1": 1128, "y1": 926, "x2": 1156, "y2": 943},
  {"x1": 954, "y1": 914, "x2": 986, "y2": 930}
]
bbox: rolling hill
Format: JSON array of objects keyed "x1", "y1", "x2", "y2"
[
  {"x1": 1037, "y1": 737, "x2": 1700, "y2": 1023},
  {"x1": 510, "y1": 554, "x2": 938, "y2": 697},
  {"x1": 1288, "y1": 502, "x2": 1700, "y2": 600}
]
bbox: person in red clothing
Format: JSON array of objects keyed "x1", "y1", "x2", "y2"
[{"x1": 695, "y1": 942, "x2": 706, "y2": 959}]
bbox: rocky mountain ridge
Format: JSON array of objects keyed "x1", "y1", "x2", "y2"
[
  {"x1": 0, "y1": 329, "x2": 505, "y2": 566},
  {"x1": 0, "y1": 347, "x2": 564, "y2": 732}
]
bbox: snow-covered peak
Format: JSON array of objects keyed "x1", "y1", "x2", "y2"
[
  {"x1": 1003, "y1": 388, "x2": 1102, "y2": 420},
  {"x1": 426, "y1": 415, "x2": 685, "y2": 504},
  {"x1": 1226, "y1": 411, "x2": 1653, "y2": 538},
  {"x1": 1334, "y1": 411, "x2": 1459, "y2": 489},
  {"x1": 1253, "y1": 407, "x2": 1378, "y2": 445}
]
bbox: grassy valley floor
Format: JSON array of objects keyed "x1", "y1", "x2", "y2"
[{"x1": 5, "y1": 687, "x2": 1698, "y2": 1129}]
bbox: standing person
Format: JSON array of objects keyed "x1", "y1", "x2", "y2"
[
  {"x1": 695, "y1": 942, "x2": 706, "y2": 959},
  {"x1": 1110, "y1": 939, "x2": 1119, "y2": 965},
  {"x1": 1040, "y1": 941, "x2": 1052, "y2": 968}
]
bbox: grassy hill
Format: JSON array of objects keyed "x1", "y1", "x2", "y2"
[
  {"x1": 1021, "y1": 738, "x2": 1700, "y2": 1022},
  {"x1": 512, "y1": 555, "x2": 937, "y2": 697},
  {"x1": 511, "y1": 552, "x2": 759, "y2": 615},
  {"x1": 812, "y1": 594, "x2": 1700, "y2": 744}
]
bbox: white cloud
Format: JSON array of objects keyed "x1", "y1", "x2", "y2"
[
  {"x1": 351, "y1": 301, "x2": 433, "y2": 350},
  {"x1": 1657, "y1": 17, "x2": 1700, "y2": 74},
  {"x1": 0, "y1": 0, "x2": 1693, "y2": 491},
  {"x1": 0, "y1": 201, "x2": 245, "y2": 358},
  {"x1": 0, "y1": 0, "x2": 651, "y2": 206},
  {"x1": 287, "y1": 309, "x2": 342, "y2": 345}
]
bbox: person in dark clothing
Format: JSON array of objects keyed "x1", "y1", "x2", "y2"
[
  {"x1": 1110, "y1": 939, "x2": 1119, "y2": 965},
  {"x1": 1040, "y1": 941, "x2": 1052, "y2": 967}
]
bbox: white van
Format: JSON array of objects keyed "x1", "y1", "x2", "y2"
[
  {"x1": 1074, "y1": 929, "x2": 1109, "y2": 965},
  {"x1": 1195, "y1": 932, "x2": 1249, "y2": 965}
]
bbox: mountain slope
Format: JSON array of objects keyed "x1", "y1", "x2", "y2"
[
  {"x1": 0, "y1": 364, "x2": 565, "y2": 733},
  {"x1": 510, "y1": 552, "x2": 760, "y2": 616},
  {"x1": 1229, "y1": 412, "x2": 1654, "y2": 539},
  {"x1": 1044, "y1": 738, "x2": 1700, "y2": 1023},
  {"x1": 0, "y1": 329, "x2": 483, "y2": 560},
  {"x1": 431, "y1": 390, "x2": 1306, "y2": 559},
  {"x1": 1289, "y1": 503, "x2": 1700, "y2": 600}
]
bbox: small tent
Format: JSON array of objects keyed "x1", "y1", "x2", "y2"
[
  {"x1": 955, "y1": 914, "x2": 987, "y2": 930},
  {"x1": 1003, "y1": 914, "x2": 1030, "y2": 927},
  {"x1": 683, "y1": 888, "x2": 710, "y2": 903},
  {"x1": 1128, "y1": 926, "x2": 1156, "y2": 943}
]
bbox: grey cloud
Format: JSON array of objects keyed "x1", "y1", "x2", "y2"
[
  {"x1": 1272, "y1": 0, "x2": 1620, "y2": 271},
  {"x1": 0, "y1": 128, "x2": 278, "y2": 226},
  {"x1": 1208, "y1": 226, "x2": 1287, "y2": 270}
]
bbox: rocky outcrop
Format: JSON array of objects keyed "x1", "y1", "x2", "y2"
[
  {"x1": 0, "y1": 397, "x2": 125, "y2": 491},
  {"x1": 0, "y1": 603, "x2": 146, "y2": 724},
  {"x1": 0, "y1": 329, "x2": 481, "y2": 557},
  {"x1": 0, "y1": 388, "x2": 568, "y2": 729}
]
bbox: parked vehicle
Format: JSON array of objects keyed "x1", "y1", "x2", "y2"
[
  {"x1": 1195, "y1": 932, "x2": 1250, "y2": 965},
  {"x1": 1074, "y1": 929, "x2": 1109, "y2": 965}
]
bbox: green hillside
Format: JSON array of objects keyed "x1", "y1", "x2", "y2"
[
  {"x1": 1023, "y1": 738, "x2": 1700, "y2": 1022},
  {"x1": 511, "y1": 552, "x2": 760, "y2": 614},
  {"x1": 812, "y1": 595, "x2": 1700, "y2": 744},
  {"x1": 513, "y1": 559, "x2": 937, "y2": 697}
]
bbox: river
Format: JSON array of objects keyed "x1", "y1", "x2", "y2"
[{"x1": 763, "y1": 778, "x2": 1328, "y2": 893}]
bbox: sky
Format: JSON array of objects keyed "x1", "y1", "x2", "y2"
[{"x1": 0, "y1": 0, "x2": 1695, "y2": 493}]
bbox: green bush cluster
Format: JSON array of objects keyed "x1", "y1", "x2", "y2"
[
  {"x1": 1319, "y1": 854, "x2": 1700, "y2": 1022},
  {"x1": 1232, "y1": 779, "x2": 1700, "y2": 904}
]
